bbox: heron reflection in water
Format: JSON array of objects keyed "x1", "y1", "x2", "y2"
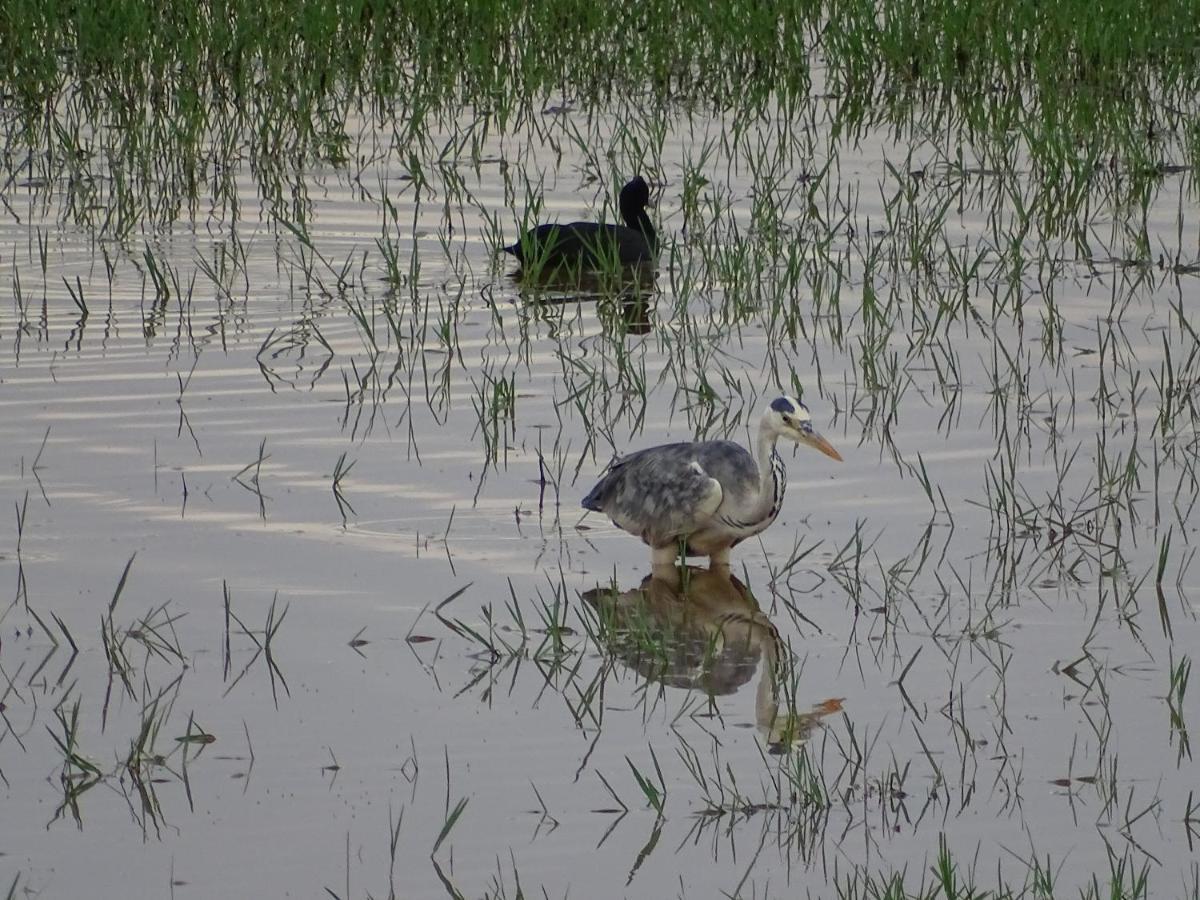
[{"x1": 581, "y1": 565, "x2": 842, "y2": 750}]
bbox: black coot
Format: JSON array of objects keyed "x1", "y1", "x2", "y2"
[{"x1": 504, "y1": 176, "x2": 656, "y2": 269}]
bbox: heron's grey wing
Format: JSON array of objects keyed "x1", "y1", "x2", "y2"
[{"x1": 582, "y1": 443, "x2": 723, "y2": 546}]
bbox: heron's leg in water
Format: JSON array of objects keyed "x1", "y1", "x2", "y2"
[
  {"x1": 651, "y1": 545, "x2": 676, "y2": 569},
  {"x1": 709, "y1": 547, "x2": 731, "y2": 568},
  {"x1": 651, "y1": 562, "x2": 682, "y2": 589}
]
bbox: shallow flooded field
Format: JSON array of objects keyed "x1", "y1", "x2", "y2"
[{"x1": 3, "y1": 5, "x2": 1200, "y2": 897}]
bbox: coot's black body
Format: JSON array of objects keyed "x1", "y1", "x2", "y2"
[{"x1": 504, "y1": 176, "x2": 656, "y2": 269}]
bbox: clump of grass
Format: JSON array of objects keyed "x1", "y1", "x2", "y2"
[{"x1": 2, "y1": 0, "x2": 1197, "y2": 235}]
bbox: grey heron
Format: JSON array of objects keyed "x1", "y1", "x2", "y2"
[
  {"x1": 503, "y1": 176, "x2": 657, "y2": 270},
  {"x1": 581, "y1": 395, "x2": 842, "y2": 567}
]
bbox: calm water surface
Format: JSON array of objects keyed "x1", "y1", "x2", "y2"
[{"x1": 1, "y1": 99, "x2": 1198, "y2": 897}]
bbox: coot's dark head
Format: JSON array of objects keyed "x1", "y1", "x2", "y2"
[{"x1": 618, "y1": 176, "x2": 652, "y2": 219}]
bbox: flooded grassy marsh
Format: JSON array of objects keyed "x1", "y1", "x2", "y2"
[{"x1": 2, "y1": 2, "x2": 1200, "y2": 897}]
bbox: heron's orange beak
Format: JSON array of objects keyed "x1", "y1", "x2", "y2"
[{"x1": 803, "y1": 430, "x2": 843, "y2": 462}]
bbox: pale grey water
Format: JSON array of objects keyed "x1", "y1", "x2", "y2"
[{"x1": 1, "y1": 102, "x2": 1198, "y2": 898}]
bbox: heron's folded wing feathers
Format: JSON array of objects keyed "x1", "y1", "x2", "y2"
[{"x1": 602, "y1": 446, "x2": 724, "y2": 545}]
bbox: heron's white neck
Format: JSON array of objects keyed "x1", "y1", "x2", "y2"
[{"x1": 750, "y1": 424, "x2": 786, "y2": 520}]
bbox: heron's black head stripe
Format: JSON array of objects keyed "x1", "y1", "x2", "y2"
[{"x1": 770, "y1": 397, "x2": 796, "y2": 414}]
